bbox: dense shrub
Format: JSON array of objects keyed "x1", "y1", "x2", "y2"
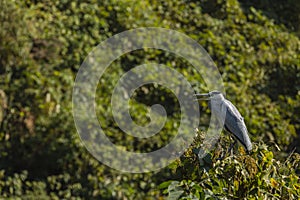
[{"x1": 0, "y1": 0, "x2": 299, "y2": 199}]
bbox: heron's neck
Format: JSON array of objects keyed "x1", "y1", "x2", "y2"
[{"x1": 211, "y1": 94, "x2": 225, "y2": 101}]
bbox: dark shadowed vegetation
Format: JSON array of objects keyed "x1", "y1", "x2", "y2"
[{"x1": 0, "y1": 0, "x2": 299, "y2": 199}]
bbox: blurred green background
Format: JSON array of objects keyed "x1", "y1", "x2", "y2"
[{"x1": 0, "y1": 0, "x2": 299, "y2": 199}]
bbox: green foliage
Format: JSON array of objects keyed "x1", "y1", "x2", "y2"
[
  {"x1": 160, "y1": 144, "x2": 300, "y2": 199},
  {"x1": 0, "y1": 0, "x2": 299, "y2": 199},
  {"x1": 239, "y1": 0, "x2": 300, "y2": 35}
]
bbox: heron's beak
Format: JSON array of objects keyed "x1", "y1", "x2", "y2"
[{"x1": 194, "y1": 93, "x2": 210, "y2": 100}]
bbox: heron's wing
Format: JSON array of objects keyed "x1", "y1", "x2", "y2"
[{"x1": 223, "y1": 100, "x2": 252, "y2": 151}]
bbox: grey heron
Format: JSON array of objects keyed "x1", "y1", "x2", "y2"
[{"x1": 195, "y1": 91, "x2": 252, "y2": 154}]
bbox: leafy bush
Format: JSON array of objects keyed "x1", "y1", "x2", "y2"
[
  {"x1": 159, "y1": 135, "x2": 300, "y2": 199},
  {"x1": 0, "y1": 0, "x2": 299, "y2": 199}
]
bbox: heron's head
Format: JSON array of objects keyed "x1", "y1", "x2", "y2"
[{"x1": 195, "y1": 90, "x2": 224, "y2": 101}]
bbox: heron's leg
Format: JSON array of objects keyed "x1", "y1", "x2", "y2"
[
  {"x1": 216, "y1": 152, "x2": 226, "y2": 161},
  {"x1": 227, "y1": 139, "x2": 237, "y2": 156},
  {"x1": 215, "y1": 130, "x2": 228, "y2": 160},
  {"x1": 215, "y1": 136, "x2": 226, "y2": 160},
  {"x1": 216, "y1": 139, "x2": 228, "y2": 160},
  {"x1": 216, "y1": 136, "x2": 237, "y2": 160}
]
